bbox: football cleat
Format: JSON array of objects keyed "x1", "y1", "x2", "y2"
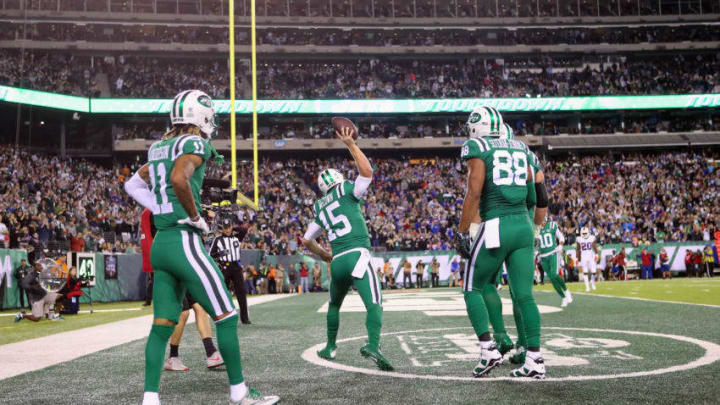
[
  {"x1": 509, "y1": 345, "x2": 526, "y2": 365},
  {"x1": 565, "y1": 291, "x2": 573, "y2": 304},
  {"x1": 164, "y1": 357, "x2": 189, "y2": 371},
  {"x1": 14, "y1": 311, "x2": 25, "y2": 323},
  {"x1": 360, "y1": 344, "x2": 394, "y2": 371},
  {"x1": 511, "y1": 353, "x2": 546, "y2": 379},
  {"x1": 494, "y1": 333, "x2": 514, "y2": 356},
  {"x1": 317, "y1": 345, "x2": 337, "y2": 360},
  {"x1": 472, "y1": 343, "x2": 503, "y2": 377},
  {"x1": 561, "y1": 297, "x2": 568, "y2": 308},
  {"x1": 231, "y1": 388, "x2": 280, "y2": 405},
  {"x1": 207, "y1": 351, "x2": 224, "y2": 369}
]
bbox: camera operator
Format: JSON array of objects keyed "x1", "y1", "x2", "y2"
[
  {"x1": 14, "y1": 262, "x2": 64, "y2": 322},
  {"x1": 13, "y1": 259, "x2": 31, "y2": 309},
  {"x1": 210, "y1": 218, "x2": 251, "y2": 324}
]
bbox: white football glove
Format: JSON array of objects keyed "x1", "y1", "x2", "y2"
[{"x1": 178, "y1": 215, "x2": 210, "y2": 234}]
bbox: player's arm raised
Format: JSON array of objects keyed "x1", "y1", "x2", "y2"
[
  {"x1": 301, "y1": 222, "x2": 333, "y2": 263},
  {"x1": 124, "y1": 163, "x2": 157, "y2": 212},
  {"x1": 171, "y1": 154, "x2": 210, "y2": 233},
  {"x1": 337, "y1": 126, "x2": 372, "y2": 178}
]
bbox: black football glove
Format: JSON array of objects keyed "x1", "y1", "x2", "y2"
[{"x1": 455, "y1": 232, "x2": 473, "y2": 259}]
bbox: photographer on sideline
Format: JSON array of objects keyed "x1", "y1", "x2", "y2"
[
  {"x1": 210, "y1": 218, "x2": 251, "y2": 324},
  {"x1": 14, "y1": 259, "x2": 32, "y2": 309},
  {"x1": 14, "y1": 262, "x2": 64, "y2": 322}
]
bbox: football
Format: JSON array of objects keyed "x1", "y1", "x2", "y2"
[{"x1": 331, "y1": 116, "x2": 359, "y2": 139}]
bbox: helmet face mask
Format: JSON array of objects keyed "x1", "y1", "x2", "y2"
[
  {"x1": 170, "y1": 90, "x2": 218, "y2": 139},
  {"x1": 318, "y1": 169, "x2": 345, "y2": 194},
  {"x1": 465, "y1": 106, "x2": 503, "y2": 138},
  {"x1": 580, "y1": 227, "x2": 590, "y2": 238}
]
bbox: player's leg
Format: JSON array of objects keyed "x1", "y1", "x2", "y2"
[
  {"x1": 506, "y1": 245, "x2": 545, "y2": 379},
  {"x1": 463, "y1": 228, "x2": 505, "y2": 377},
  {"x1": 542, "y1": 254, "x2": 567, "y2": 302},
  {"x1": 143, "y1": 269, "x2": 184, "y2": 405},
  {"x1": 353, "y1": 261, "x2": 393, "y2": 371},
  {"x1": 580, "y1": 261, "x2": 591, "y2": 291},
  {"x1": 165, "y1": 304, "x2": 191, "y2": 372},
  {"x1": 191, "y1": 302, "x2": 224, "y2": 368},
  {"x1": 319, "y1": 257, "x2": 353, "y2": 359},
  {"x1": 483, "y1": 267, "x2": 512, "y2": 355},
  {"x1": 508, "y1": 289, "x2": 527, "y2": 365},
  {"x1": 169, "y1": 230, "x2": 277, "y2": 404}
]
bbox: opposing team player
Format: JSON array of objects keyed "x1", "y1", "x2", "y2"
[
  {"x1": 124, "y1": 90, "x2": 278, "y2": 405},
  {"x1": 301, "y1": 125, "x2": 392, "y2": 372},
  {"x1": 456, "y1": 106, "x2": 545, "y2": 379},
  {"x1": 576, "y1": 226, "x2": 599, "y2": 292},
  {"x1": 537, "y1": 219, "x2": 572, "y2": 307}
]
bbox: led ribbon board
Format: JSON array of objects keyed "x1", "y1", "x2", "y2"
[
  {"x1": 90, "y1": 94, "x2": 720, "y2": 114},
  {"x1": 0, "y1": 85, "x2": 89, "y2": 112},
  {"x1": 1, "y1": 85, "x2": 719, "y2": 114}
]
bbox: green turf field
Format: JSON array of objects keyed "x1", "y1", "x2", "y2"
[
  {"x1": 0, "y1": 301, "x2": 152, "y2": 345},
  {"x1": 534, "y1": 278, "x2": 720, "y2": 306},
  {"x1": 1, "y1": 279, "x2": 719, "y2": 405}
]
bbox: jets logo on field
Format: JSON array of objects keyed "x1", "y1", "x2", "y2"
[{"x1": 317, "y1": 291, "x2": 561, "y2": 316}]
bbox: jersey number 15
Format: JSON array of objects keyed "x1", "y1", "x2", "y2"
[{"x1": 319, "y1": 201, "x2": 352, "y2": 242}]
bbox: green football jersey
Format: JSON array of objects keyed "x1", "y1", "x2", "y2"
[
  {"x1": 313, "y1": 180, "x2": 371, "y2": 256},
  {"x1": 146, "y1": 134, "x2": 212, "y2": 232},
  {"x1": 461, "y1": 137, "x2": 535, "y2": 220},
  {"x1": 538, "y1": 220, "x2": 561, "y2": 256}
]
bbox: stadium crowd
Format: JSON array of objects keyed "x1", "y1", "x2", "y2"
[
  {"x1": 3, "y1": 145, "x2": 716, "y2": 261},
  {"x1": 3, "y1": 22, "x2": 718, "y2": 47},
  {"x1": 0, "y1": 145, "x2": 142, "y2": 261},
  {"x1": 4, "y1": 0, "x2": 715, "y2": 18},
  {"x1": 3, "y1": 51, "x2": 720, "y2": 100}
]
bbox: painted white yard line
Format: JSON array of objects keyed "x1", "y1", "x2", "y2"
[
  {"x1": 536, "y1": 289, "x2": 720, "y2": 308},
  {"x1": 0, "y1": 307, "x2": 146, "y2": 317},
  {"x1": 0, "y1": 294, "x2": 290, "y2": 381}
]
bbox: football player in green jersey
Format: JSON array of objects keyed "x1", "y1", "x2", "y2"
[
  {"x1": 301, "y1": 126, "x2": 393, "y2": 372},
  {"x1": 124, "y1": 90, "x2": 279, "y2": 405},
  {"x1": 455, "y1": 106, "x2": 545, "y2": 379},
  {"x1": 537, "y1": 220, "x2": 572, "y2": 307}
]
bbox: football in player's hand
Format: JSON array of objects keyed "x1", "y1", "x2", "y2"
[{"x1": 332, "y1": 117, "x2": 358, "y2": 140}]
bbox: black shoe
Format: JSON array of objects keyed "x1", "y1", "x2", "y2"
[{"x1": 242, "y1": 320, "x2": 252, "y2": 325}]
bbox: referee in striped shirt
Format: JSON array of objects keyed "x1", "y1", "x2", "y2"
[{"x1": 211, "y1": 218, "x2": 251, "y2": 324}]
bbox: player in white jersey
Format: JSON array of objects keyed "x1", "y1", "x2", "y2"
[{"x1": 575, "y1": 227, "x2": 598, "y2": 292}]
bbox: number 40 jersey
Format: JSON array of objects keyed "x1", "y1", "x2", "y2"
[
  {"x1": 461, "y1": 137, "x2": 536, "y2": 220},
  {"x1": 312, "y1": 180, "x2": 372, "y2": 256}
]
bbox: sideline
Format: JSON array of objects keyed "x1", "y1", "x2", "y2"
[
  {"x1": 0, "y1": 294, "x2": 290, "y2": 381},
  {"x1": 0, "y1": 307, "x2": 145, "y2": 317}
]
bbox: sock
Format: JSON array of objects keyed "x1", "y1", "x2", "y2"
[
  {"x1": 216, "y1": 314, "x2": 244, "y2": 385},
  {"x1": 365, "y1": 304, "x2": 383, "y2": 350},
  {"x1": 583, "y1": 274, "x2": 590, "y2": 290},
  {"x1": 527, "y1": 349, "x2": 542, "y2": 360},
  {"x1": 144, "y1": 324, "x2": 175, "y2": 392},
  {"x1": 565, "y1": 290, "x2": 572, "y2": 299},
  {"x1": 169, "y1": 344, "x2": 179, "y2": 358},
  {"x1": 511, "y1": 293, "x2": 526, "y2": 348},
  {"x1": 326, "y1": 303, "x2": 340, "y2": 348},
  {"x1": 463, "y1": 291, "x2": 490, "y2": 340},
  {"x1": 481, "y1": 283, "x2": 506, "y2": 336},
  {"x1": 203, "y1": 337, "x2": 217, "y2": 357},
  {"x1": 548, "y1": 275, "x2": 566, "y2": 299},
  {"x1": 478, "y1": 332, "x2": 491, "y2": 342},
  {"x1": 230, "y1": 382, "x2": 248, "y2": 403},
  {"x1": 515, "y1": 294, "x2": 541, "y2": 349},
  {"x1": 591, "y1": 275, "x2": 596, "y2": 286},
  {"x1": 142, "y1": 392, "x2": 160, "y2": 405}
]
